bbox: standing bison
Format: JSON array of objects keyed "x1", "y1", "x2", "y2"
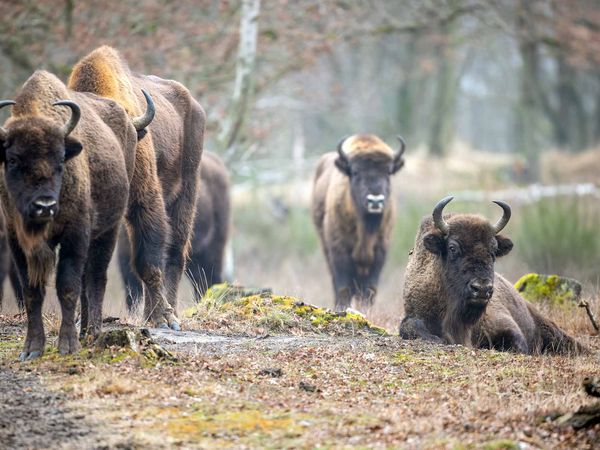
[
  {"x1": 68, "y1": 46, "x2": 205, "y2": 328},
  {"x1": 119, "y1": 150, "x2": 231, "y2": 308},
  {"x1": 399, "y1": 196, "x2": 588, "y2": 355},
  {"x1": 0, "y1": 70, "x2": 152, "y2": 359},
  {"x1": 312, "y1": 134, "x2": 405, "y2": 311}
]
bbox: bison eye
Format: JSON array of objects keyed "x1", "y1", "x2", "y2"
[
  {"x1": 448, "y1": 243, "x2": 459, "y2": 258},
  {"x1": 7, "y1": 157, "x2": 17, "y2": 167}
]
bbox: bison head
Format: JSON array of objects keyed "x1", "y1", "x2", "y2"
[
  {"x1": 335, "y1": 135, "x2": 405, "y2": 225},
  {"x1": 422, "y1": 196, "x2": 513, "y2": 313},
  {"x1": 0, "y1": 100, "x2": 83, "y2": 233}
]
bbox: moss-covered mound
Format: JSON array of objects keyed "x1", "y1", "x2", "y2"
[
  {"x1": 514, "y1": 273, "x2": 582, "y2": 306},
  {"x1": 183, "y1": 284, "x2": 388, "y2": 336}
]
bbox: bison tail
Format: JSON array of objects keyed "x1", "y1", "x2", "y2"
[{"x1": 528, "y1": 305, "x2": 590, "y2": 356}]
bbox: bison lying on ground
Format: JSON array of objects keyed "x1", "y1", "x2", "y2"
[
  {"x1": 399, "y1": 196, "x2": 588, "y2": 355},
  {"x1": 119, "y1": 150, "x2": 231, "y2": 307},
  {"x1": 69, "y1": 46, "x2": 206, "y2": 328},
  {"x1": 0, "y1": 70, "x2": 153, "y2": 359},
  {"x1": 312, "y1": 134, "x2": 405, "y2": 311}
]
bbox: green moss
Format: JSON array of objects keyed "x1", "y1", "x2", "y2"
[
  {"x1": 481, "y1": 439, "x2": 520, "y2": 450},
  {"x1": 514, "y1": 273, "x2": 581, "y2": 306},
  {"x1": 187, "y1": 283, "x2": 390, "y2": 336}
]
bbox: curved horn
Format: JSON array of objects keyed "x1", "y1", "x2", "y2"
[
  {"x1": 0, "y1": 100, "x2": 15, "y2": 140},
  {"x1": 336, "y1": 135, "x2": 350, "y2": 161},
  {"x1": 52, "y1": 100, "x2": 81, "y2": 137},
  {"x1": 395, "y1": 135, "x2": 406, "y2": 158},
  {"x1": 491, "y1": 200, "x2": 511, "y2": 234},
  {"x1": 432, "y1": 196, "x2": 453, "y2": 235},
  {"x1": 131, "y1": 89, "x2": 155, "y2": 131}
]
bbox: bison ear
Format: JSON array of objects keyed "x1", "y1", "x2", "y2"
[
  {"x1": 136, "y1": 128, "x2": 147, "y2": 141},
  {"x1": 334, "y1": 156, "x2": 351, "y2": 176},
  {"x1": 423, "y1": 231, "x2": 445, "y2": 254},
  {"x1": 64, "y1": 136, "x2": 83, "y2": 161},
  {"x1": 495, "y1": 234, "x2": 513, "y2": 257}
]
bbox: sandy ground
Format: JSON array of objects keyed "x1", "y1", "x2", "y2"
[{"x1": 0, "y1": 315, "x2": 598, "y2": 449}]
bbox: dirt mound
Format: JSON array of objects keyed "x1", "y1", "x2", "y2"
[{"x1": 183, "y1": 284, "x2": 388, "y2": 336}]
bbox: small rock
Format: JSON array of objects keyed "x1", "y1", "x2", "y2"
[
  {"x1": 299, "y1": 381, "x2": 319, "y2": 393},
  {"x1": 258, "y1": 368, "x2": 283, "y2": 378}
]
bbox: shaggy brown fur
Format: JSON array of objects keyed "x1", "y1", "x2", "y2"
[
  {"x1": 0, "y1": 70, "x2": 140, "y2": 359},
  {"x1": 69, "y1": 46, "x2": 205, "y2": 327},
  {"x1": 118, "y1": 151, "x2": 231, "y2": 306},
  {"x1": 312, "y1": 134, "x2": 404, "y2": 311},
  {"x1": 400, "y1": 209, "x2": 589, "y2": 355}
]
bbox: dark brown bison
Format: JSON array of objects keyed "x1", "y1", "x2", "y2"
[
  {"x1": 312, "y1": 134, "x2": 405, "y2": 311},
  {"x1": 118, "y1": 150, "x2": 231, "y2": 308},
  {"x1": 399, "y1": 196, "x2": 588, "y2": 355},
  {"x1": 68, "y1": 46, "x2": 206, "y2": 328},
  {"x1": 0, "y1": 70, "x2": 153, "y2": 359}
]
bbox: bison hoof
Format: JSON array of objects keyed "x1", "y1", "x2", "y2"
[
  {"x1": 169, "y1": 321, "x2": 181, "y2": 331},
  {"x1": 19, "y1": 351, "x2": 42, "y2": 361}
]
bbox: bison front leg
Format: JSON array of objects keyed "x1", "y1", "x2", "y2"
[
  {"x1": 8, "y1": 239, "x2": 46, "y2": 360},
  {"x1": 55, "y1": 232, "x2": 88, "y2": 355},
  {"x1": 82, "y1": 226, "x2": 120, "y2": 338},
  {"x1": 331, "y1": 254, "x2": 355, "y2": 312},
  {"x1": 399, "y1": 316, "x2": 443, "y2": 343}
]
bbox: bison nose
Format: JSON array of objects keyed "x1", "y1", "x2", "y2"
[
  {"x1": 366, "y1": 194, "x2": 385, "y2": 214},
  {"x1": 30, "y1": 197, "x2": 57, "y2": 220},
  {"x1": 469, "y1": 280, "x2": 494, "y2": 300}
]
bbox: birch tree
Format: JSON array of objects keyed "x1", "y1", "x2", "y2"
[{"x1": 218, "y1": 0, "x2": 261, "y2": 159}]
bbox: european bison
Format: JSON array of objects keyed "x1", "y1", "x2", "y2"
[
  {"x1": 312, "y1": 134, "x2": 405, "y2": 311},
  {"x1": 0, "y1": 70, "x2": 153, "y2": 359},
  {"x1": 69, "y1": 46, "x2": 206, "y2": 328},
  {"x1": 399, "y1": 196, "x2": 588, "y2": 355},
  {"x1": 119, "y1": 150, "x2": 231, "y2": 308}
]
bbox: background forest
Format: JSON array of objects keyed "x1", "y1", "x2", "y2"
[{"x1": 1, "y1": 0, "x2": 600, "y2": 326}]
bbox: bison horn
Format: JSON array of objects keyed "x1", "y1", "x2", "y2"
[
  {"x1": 131, "y1": 89, "x2": 155, "y2": 131},
  {"x1": 432, "y1": 196, "x2": 453, "y2": 235},
  {"x1": 491, "y1": 200, "x2": 511, "y2": 234},
  {"x1": 0, "y1": 100, "x2": 15, "y2": 141},
  {"x1": 395, "y1": 135, "x2": 406, "y2": 158},
  {"x1": 52, "y1": 100, "x2": 81, "y2": 137},
  {"x1": 337, "y1": 135, "x2": 350, "y2": 161}
]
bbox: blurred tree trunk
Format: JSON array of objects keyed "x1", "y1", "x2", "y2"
[
  {"x1": 554, "y1": 58, "x2": 587, "y2": 151},
  {"x1": 428, "y1": 25, "x2": 458, "y2": 157},
  {"x1": 218, "y1": 0, "x2": 260, "y2": 159},
  {"x1": 513, "y1": 0, "x2": 545, "y2": 173},
  {"x1": 396, "y1": 34, "x2": 419, "y2": 142}
]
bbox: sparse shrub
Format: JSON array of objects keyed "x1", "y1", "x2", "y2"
[{"x1": 514, "y1": 198, "x2": 600, "y2": 282}]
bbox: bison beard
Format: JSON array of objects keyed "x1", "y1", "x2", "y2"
[
  {"x1": 118, "y1": 151, "x2": 231, "y2": 308},
  {"x1": 68, "y1": 46, "x2": 206, "y2": 327},
  {"x1": 312, "y1": 134, "x2": 405, "y2": 311},
  {"x1": 400, "y1": 197, "x2": 589, "y2": 355},
  {"x1": 0, "y1": 70, "x2": 148, "y2": 359}
]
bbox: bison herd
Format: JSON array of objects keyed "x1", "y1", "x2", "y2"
[{"x1": 0, "y1": 46, "x2": 589, "y2": 360}]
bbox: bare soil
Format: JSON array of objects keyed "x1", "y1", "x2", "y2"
[{"x1": 0, "y1": 315, "x2": 598, "y2": 449}]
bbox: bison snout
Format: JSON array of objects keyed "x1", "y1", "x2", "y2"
[
  {"x1": 469, "y1": 279, "x2": 493, "y2": 301},
  {"x1": 366, "y1": 194, "x2": 385, "y2": 214},
  {"x1": 29, "y1": 197, "x2": 58, "y2": 221}
]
